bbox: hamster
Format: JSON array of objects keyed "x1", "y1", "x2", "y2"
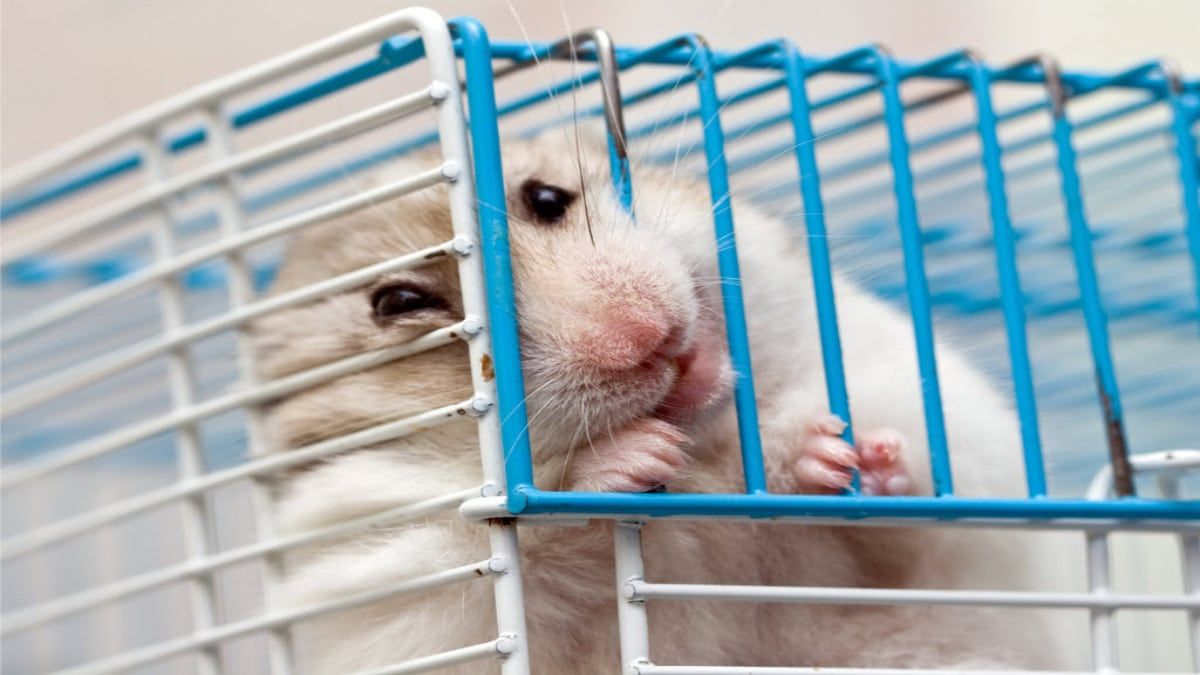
[{"x1": 254, "y1": 133, "x2": 1085, "y2": 673}]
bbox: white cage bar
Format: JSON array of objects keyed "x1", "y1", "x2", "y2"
[
  {"x1": 2, "y1": 7, "x2": 1197, "y2": 675},
  {"x1": 1, "y1": 8, "x2": 532, "y2": 675}
]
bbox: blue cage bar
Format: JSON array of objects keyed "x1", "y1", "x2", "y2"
[{"x1": 3, "y1": 17, "x2": 1198, "y2": 525}]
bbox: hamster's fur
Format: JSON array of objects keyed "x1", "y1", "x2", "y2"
[{"x1": 255, "y1": 135, "x2": 1086, "y2": 672}]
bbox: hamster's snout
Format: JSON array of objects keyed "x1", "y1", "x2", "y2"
[
  {"x1": 502, "y1": 144, "x2": 736, "y2": 439},
  {"x1": 562, "y1": 258, "x2": 696, "y2": 376},
  {"x1": 574, "y1": 305, "x2": 688, "y2": 373},
  {"x1": 517, "y1": 243, "x2": 733, "y2": 436}
]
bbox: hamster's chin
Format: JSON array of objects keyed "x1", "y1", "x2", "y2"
[{"x1": 651, "y1": 331, "x2": 733, "y2": 427}]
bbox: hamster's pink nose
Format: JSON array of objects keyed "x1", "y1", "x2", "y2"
[{"x1": 576, "y1": 313, "x2": 683, "y2": 371}]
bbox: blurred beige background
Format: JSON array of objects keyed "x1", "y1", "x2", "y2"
[{"x1": 2, "y1": 0, "x2": 1199, "y2": 168}]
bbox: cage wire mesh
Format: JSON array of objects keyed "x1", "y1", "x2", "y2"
[{"x1": 1, "y1": 7, "x2": 1199, "y2": 674}]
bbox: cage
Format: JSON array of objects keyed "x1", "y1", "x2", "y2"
[{"x1": 1, "y1": 6, "x2": 1198, "y2": 674}]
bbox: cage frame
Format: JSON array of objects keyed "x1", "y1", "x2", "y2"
[{"x1": 2, "y1": 7, "x2": 1199, "y2": 675}]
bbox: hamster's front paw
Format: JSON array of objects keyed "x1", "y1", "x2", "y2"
[
  {"x1": 565, "y1": 418, "x2": 692, "y2": 493},
  {"x1": 777, "y1": 414, "x2": 911, "y2": 496},
  {"x1": 853, "y1": 427, "x2": 911, "y2": 496}
]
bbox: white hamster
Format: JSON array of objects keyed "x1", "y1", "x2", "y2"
[{"x1": 254, "y1": 134, "x2": 1084, "y2": 672}]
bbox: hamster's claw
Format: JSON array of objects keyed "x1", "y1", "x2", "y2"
[
  {"x1": 792, "y1": 423, "x2": 858, "y2": 494},
  {"x1": 784, "y1": 415, "x2": 911, "y2": 496},
  {"x1": 566, "y1": 418, "x2": 693, "y2": 493}
]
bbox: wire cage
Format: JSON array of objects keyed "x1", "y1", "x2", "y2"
[{"x1": 2, "y1": 7, "x2": 1198, "y2": 674}]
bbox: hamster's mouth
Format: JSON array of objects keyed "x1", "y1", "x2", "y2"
[{"x1": 651, "y1": 330, "x2": 732, "y2": 425}]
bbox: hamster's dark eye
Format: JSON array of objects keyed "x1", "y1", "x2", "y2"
[
  {"x1": 521, "y1": 179, "x2": 575, "y2": 224},
  {"x1": 370, "y1": 284, "x2": 446, "y2": 319}
]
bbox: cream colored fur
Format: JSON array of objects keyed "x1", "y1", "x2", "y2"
[{"x1": 255, "y1": 136, "x2": 1087, "y2": 673}]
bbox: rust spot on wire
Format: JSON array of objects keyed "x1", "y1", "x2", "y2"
[
  {"x1": 481, "y1": 354, "x2": 495, "y2": 381},
  {"x1": 423, "y1": 249, "x2": 448, "y2": 260},
  {"x1": 1099, "y1": 390, "x2": 1135, "y2": 496}
]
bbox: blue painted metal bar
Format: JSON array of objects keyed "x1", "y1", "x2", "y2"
[
  {"x1": 502, "y1": 35, "x2": 782, "y2": 496},
  {"x1": 900, "y1": 49, "x2": 977, "y2": 80},
  {"x1": 609, "y1": 137, "x2": 634, "y2": 214},
  {"x1": 965, "y1": 58, "x2": 1047, "y2": 497},
  {"x1": 483, "y1": 39, "x2": 1200, "y2": 93},
  {"x1": 873, "y1": 48, "x2": 955, "y2": 496},
  {"x1": 635, "y1": 61, "x2": 1170, "y2": 200},
  {"x1": 805, "y1": 96, "x2": 1166, "y2": 228},
  {"x1": 623, "y1": 75, "x2": 788, "y2": 142},
  {"x1": 634, "y1": 44, "x2": 967, "y2": 174},
  {"x1": 1048, "y1": 90, "x2": 1135, "y2": 497},
  {"x1": 449, "y1": 18, "x2": 536, "y2": 505},
  {"x1": 452, "y1": 32, "x2": 778, "y2": 498},
  {"x1": 7, "y1": 37, "x2": 1194, "y2": 225},
  {"x1": 731, "y1": 77, "x2": 1163, "y2": 215},
  {"x1": 686, "y1": 37, "x2": 768, "y2": 494},
  {"x1": 5, "y1": 53, "x2": 1161, "y2": 292},
  {"x1": 511, "y1": 487, "x2": 1200, "y2": 521},
  {"x1": 777, "y1": 41, "x2": 858, "y2": 493},
  {"x1": 1, "y1": 155, "x2": 142, "y2": 221},
  {"x1": 494, "y1": 34, "x2": 702, "y2": 122},
  {"x1": 8, "y1": 155, "x2": 1178, "y2": 296},
  {"x1": 5, "y1": 23, "x2": 1198, "y2": 523},
  {"x1": 648, "y1": 80, "x2": 882, "y2": 171},
  {"x1": 1163, "y1": 73, "x2": 1200, "y2": 311},
  {"x1": 1, "y1": 54, "x2": 406, "y2": 221},
  {"x1": 804, "y1": 46, "x2": 898, "y2": 76},
  {"x1": 1012, "y1": 158, "x2": 1180, "y2": 227}
]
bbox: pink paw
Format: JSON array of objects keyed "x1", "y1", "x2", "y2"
[
  {"x1": 791, "y1": 415, "x2": 911, "y2": 496},
  {"x1": 854, "y1": 428, "x2": 911, "y2": 496},
  {"x1": 567, "y1": 419, "x2": 692, "y2": 493}
]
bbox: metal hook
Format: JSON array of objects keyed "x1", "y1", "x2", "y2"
[
  {"x1": 1002, "y1": 53, "x2": 1068, "y2": 118},
  {"x1": 491, "y1": 28, "x2": 629, "y2": 161},
  {"x1": 1007, "y1": 52, "x2": 1138, "y2": 496},
  {"x1": 1155, "y1": 57, "x2": 1185, "y2": 96}
]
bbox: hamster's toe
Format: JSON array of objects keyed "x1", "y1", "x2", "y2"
[
  {"x1": 855, "y1": 428, "x2": 911, "y2": 496},
  {"x1": 778, "y1": 416, "x2": 911, "y2": 496},
  {"x1": 565, "y1": 418, "x2": 693, "y2": 493},
  {"x1": 791, "y1": 416, "x2": 859, "y2": 494}
]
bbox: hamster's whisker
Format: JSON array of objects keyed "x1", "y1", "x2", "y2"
[
  {"x1": 503, "y1": 0, "x2": 587, "y2": 183},
  {"x1": 622, "y1": 0, "x2": 732, "y2": 199},
  {"x1": 556, "y1": 400, "x2": 591, "y2": 491},
  {"x1": 556, "y1": 15, "x2": 599, "y2": 247},
  {"x1": 573, "y1": 113, "x2": 597, "y2": 248},
  {"x1": 643, "y1": 118, "x2": 695, "y2": 238},
  {"x1": 503, "y1": 387, "x2": 561, "y2": 467},
  {"x1": 554, "y1": 409, "x2": 587, "y2": 491},
  {"x1": 478, "y1": 200, "x2": 541, "y2": 232},
  {"x1": 765, "y1": 207, "x2": 836, "y2": 220},
  {"x1": 498, "y1": 381, "x2": 561, "y2": 466},
  {"x1": 692, "y1": 281, "x2": 744, "y2": 294},
  {"x1": 498, "y1": 377, "x2": 558, "y2": 432},
  {"x1": 624, "y1": 54, "x2": 704, "y2": 233},
  {"x1": 543, "y1": 0, "x2": 601, "y2": 249},
  {"x1": 325, "y1": 153, "x2": 410, "y2": 228},
  {"x1": 581, "y1": 400, "x2": 597, "y2": 457},
  {"x1": 686, "y1": 131, "x2": 844, "y2": 215}
]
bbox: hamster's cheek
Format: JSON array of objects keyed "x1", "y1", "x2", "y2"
[{"x1": 520, "y1": 357, "x2": 678, "y2": 448}]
